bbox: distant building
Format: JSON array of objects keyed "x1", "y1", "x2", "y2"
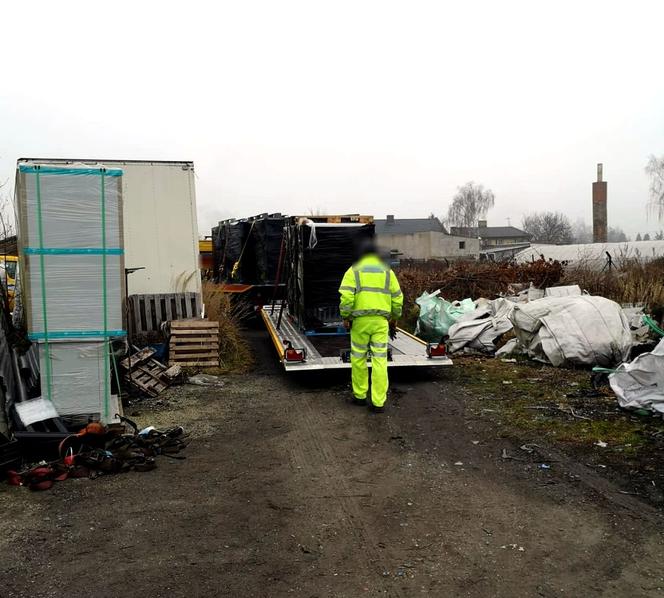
[
  {"x1": 450, "y1": 220, "x2": 531, "y2": 248},
  {"x1": 375, "y1": 215, "x2": 480, "y2": 260}
]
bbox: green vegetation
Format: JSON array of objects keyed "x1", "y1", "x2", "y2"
[{"x1": 450, "y1": 355, "x2": 661, "y2": 459}]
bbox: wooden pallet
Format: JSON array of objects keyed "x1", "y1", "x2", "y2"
[
  {"x1": 121, "y1": 347, "x2": 181, "y2": 397},
  {"x1": 169, "y1": 320, "x2": 220, "y2": 367},
  {"x1": 128, "y1": 292, "x2": 202, "y2": 334}
]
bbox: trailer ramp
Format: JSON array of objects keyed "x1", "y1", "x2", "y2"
[{"x1": 260, "y1": 305, "x2": 452, "y2": 371}]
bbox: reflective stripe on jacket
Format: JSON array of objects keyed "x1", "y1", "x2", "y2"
[{"x1": 338, "y1": 254, "x2": 403, "y2": 320}]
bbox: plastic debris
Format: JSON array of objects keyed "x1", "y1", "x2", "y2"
[{"x1": 187, "y1": 373, "x2": 226, "y2": 387}]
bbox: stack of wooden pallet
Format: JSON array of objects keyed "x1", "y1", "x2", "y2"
[
  {"x1": 120, "y1": 347, "x2": 181, "y2": 397},
  {"x1": 169, "y1": 320, "x2": 220, "y2": 367}
]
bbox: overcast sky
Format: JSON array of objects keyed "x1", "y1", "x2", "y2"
[{"x1": 1, "y1": 1, "x2": 663, "y2": 238}]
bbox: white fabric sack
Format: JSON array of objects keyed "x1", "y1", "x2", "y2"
[
  {"x1": 447, "y1": 298, "x2": 516, "y2": 353},
  {"x1": 609, "y1": 338, "x2": 664, "y2": 413},
  {"x1": 545, "y1": 285, "x2": 582, "y2": 297},
  {"x1": 510, "y1": 295, "x2": 632, "y2": 367}
]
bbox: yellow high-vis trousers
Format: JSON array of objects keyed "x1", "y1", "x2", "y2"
[{"x1": 350, "y1": 315, "x2": 389, "y2": 407}]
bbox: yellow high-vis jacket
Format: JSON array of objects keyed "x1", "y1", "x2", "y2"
[{"x1": 339, "y1": 254, "x2": 403, "y2": 320}]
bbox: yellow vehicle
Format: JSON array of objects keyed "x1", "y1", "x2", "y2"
[{"x1": 0, "y1": 255, "x2": 18, "y2": 311}]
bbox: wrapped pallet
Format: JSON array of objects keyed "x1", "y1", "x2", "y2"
[
  {"x1": 15, "y1": 162, "x2": 125, "y2": 422},
  {"x1": 286, "y1": 217, "x2": 374, "y2": 330},
  {"x1": 251, "y1": 213, "x2": 285, "y2": 284}
]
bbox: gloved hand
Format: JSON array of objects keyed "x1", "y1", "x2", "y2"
[
  {"x1": 389, "y1": 319, "x2": 397, "y2": 340},
  {"x1": 343, "y1": 319, "x2": 351, "y2": 331}
]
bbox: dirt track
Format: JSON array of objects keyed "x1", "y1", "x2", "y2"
[{"x1": 2, "y1": 331, "x2": 664, "y2": 597}]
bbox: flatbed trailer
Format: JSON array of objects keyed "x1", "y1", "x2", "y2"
[{"x1": 260, "y1": 304, "x2": 452, "y2": 371}]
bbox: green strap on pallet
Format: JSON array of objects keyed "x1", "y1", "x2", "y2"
[
  {"x1": 35, "y1": 169, "x2": 54, "y2": 402},
  {"x1": 101, "y1": 171, "x2": 110, "y2": 421}
]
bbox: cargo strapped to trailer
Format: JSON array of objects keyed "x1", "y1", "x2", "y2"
[{"x1": 260, "y1": 305, "x2": 452, "y2": 371}]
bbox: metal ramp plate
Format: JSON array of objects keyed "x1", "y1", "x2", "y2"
[{"x1": 260, "y1": 306, "x2": 452, "y2": 371}]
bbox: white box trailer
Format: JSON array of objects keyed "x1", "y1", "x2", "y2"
[{"x1": 18, "y1": 158, "x2": 201, "y2": 298}]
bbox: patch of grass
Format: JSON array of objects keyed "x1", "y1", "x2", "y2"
[
  {"x1": 202, "y1": 282, "x2": 254, "y2": 374},
  {"x1": 451, "y1": 354, "x2": 658, "y2": 456}
]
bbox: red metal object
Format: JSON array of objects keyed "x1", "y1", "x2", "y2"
[
  {"x1": 426, "y1": 342, "x2": 447, "y2": 358},
  {"x1": 283, "y1": 340, "x2": 306, "y2": 362}
]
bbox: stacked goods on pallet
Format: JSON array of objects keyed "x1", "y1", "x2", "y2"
[
  {"x1": 223, "y1": 219, "x2": 257, "y2": 283},
  {"x1": 15, "y1": 162, "x2": 125, "y2": 423},
  {"x1": 169, "y1": 320, "x2": 220, "y2": 367},
  {"x1": 251, "y1": 213, "x2": 286, "y2": 284},
  {"x1": 286, "y1": 216, "x2": 375, "y2": 330},
  {"x1": 212, "y1": 223, "x2": 225, "y2": 281}
]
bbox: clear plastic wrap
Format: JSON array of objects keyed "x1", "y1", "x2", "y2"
[
  {"x1": 15, "y1": 162, "x2": 125, "y2": 422},
  {"x1": 37, "y1": 341, "x2": 119, "y2": 418},
  {"x1": 17, "y1": 163, "x2": 124, "y2": 338}
]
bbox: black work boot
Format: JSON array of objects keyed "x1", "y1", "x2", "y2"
[
  {"x1": 369, "y1": 403, "x2": 385, "y2": 413},
  {"x1": 352, "y1": 396, "x2": 367, "y2": 406}
]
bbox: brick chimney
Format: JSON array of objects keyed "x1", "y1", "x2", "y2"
[
  {"x1": 592, "y1": 163, "x2": 608, "y2": 243},
  {"x1": 478, "y1": 220, "x2": 487, "y2": 228}
]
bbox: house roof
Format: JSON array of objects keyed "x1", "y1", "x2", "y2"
[
  {"x1": 452, "y1": 225, "x2": 530, "y2": 239},
  {"x1": 375, "y1": 217, "x2": 447, "y2": 235}
]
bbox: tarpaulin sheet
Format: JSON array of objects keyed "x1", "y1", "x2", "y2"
[
  {"x1": 509, "y1": 295, "x2": 632, "y2": 367},
  {"x1": 415, "y1": 291, "x2": 475, "y2": 342},
  {"x1": 610, "y1": 338, "x2": 664, "y2": 413},
  {"x1": 447, "y1": 298, "x2": 516, "y2": 353}
]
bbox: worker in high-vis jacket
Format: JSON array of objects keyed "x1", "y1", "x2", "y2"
[{"x1": 338, "y1": 239, "x2": 403, "y2": 412}]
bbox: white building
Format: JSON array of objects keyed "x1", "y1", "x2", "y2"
[{"x1": 375, "y1": 215, "x2": 480, "y2": 260}]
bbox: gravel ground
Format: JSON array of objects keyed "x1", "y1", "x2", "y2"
[{"x1": 1, "y1": 331, "x2": 663, "y2": 597}]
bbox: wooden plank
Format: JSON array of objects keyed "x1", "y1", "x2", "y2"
[
  {"x1": 136, "y1": 365, "x2": 167, "y2": 382},
  {"x1": 171, "y1": 351, "x2": 218, "y2": 358},
  {"x1": 120, "y1": 347, "x2": 156, "y2": 369},
  {"x1": 171, "y1": 350, "x2": 218, "y2": 357},
  {"x1": 169, "y1": 331, "x2": 219, "y2": 339},
  {"x1": 170, "y1": 360, "x2": 219, "y2": 367},
  {"x1": 170, "y1": 343, "x2": 218, "y2": 351},
  {"x1": 164, "y1": 294, "x2": 174, "y2": 321},
  {"x1": 144, "y1": 295, "x2": 153, "y2": 333},
  {"x1": 170, "y1": 338, "x2": 218, "y2": 345},
  {"x1": 171, "y1": 319, "x2": 219, "y2": 329}
]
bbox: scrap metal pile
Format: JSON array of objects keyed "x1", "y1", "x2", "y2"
[{"x1": 7, "y1": 417, "x2": 188, "y2": 491}]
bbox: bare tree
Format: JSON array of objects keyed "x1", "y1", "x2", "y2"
[
  {"x1": 521, "y1": 211, "x2": 573, "y2": 244},
  {"x1": 572, "y1": 219, "x2": 593, "y2": 244},
  {"x1": 608, "y1": 226, "x2": 629, "y2": 242},
  {"x1": 646, "y1": 154, "x2": 664, "y2": 219},
  {"x1": 446, "y1": 182, "x2": 495, "y2": 234}
]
